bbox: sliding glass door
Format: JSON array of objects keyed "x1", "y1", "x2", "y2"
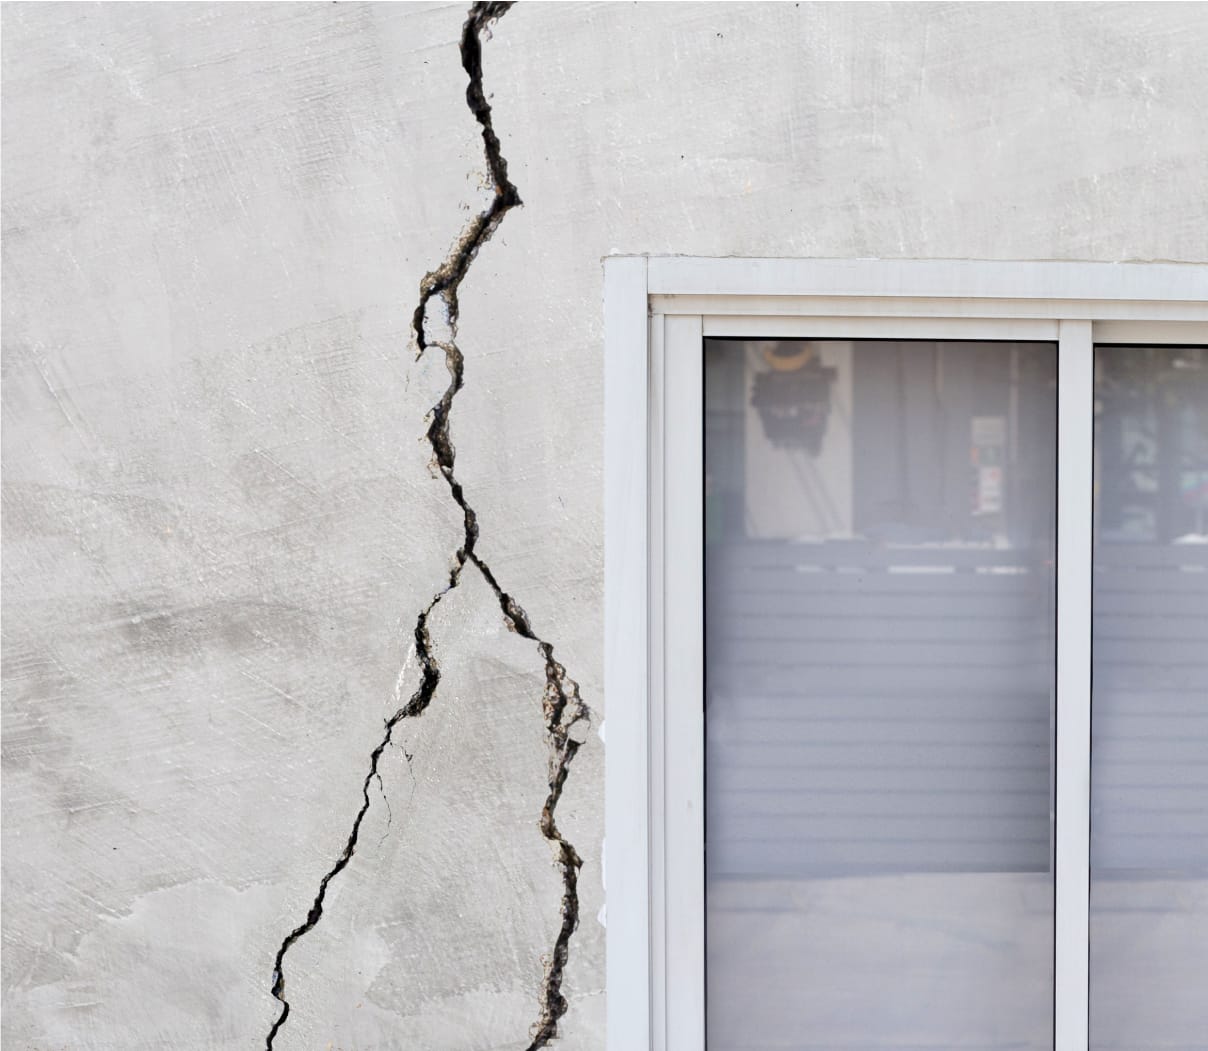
[
  {"x1": 704, "y1": 339, "x2": 1058, "y2": 1049},
  {"x1": 608, "y1": 260, "x2": 1208, "y2": 1051}
]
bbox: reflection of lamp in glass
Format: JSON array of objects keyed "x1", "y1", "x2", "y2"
[{"x1": 750, "y1": 342, "x2": 837, "y2": 454}]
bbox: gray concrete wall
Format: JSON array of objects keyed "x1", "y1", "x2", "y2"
[{"x1": 3, "y1": 2, "x2": 1206, "y2": 1048}]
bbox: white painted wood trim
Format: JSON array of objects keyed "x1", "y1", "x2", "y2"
[
  {"x1": 1055, "y1": 319, "x2": 1094, "y2": 1051},
  {"x1": 604, "y1": 255, "x2": 651, "y2": 1051},
  {"x1": 653, "y1": 294, "x2": 1208, "y2": 322},
  {"x1": 702, "y1": 314, "x2": 1059, "y2": 341},
  {"x1": 648, "y1": 257, "x2": 1208, "y2": 302},
  {"x1": 648, "y1": 311, "x2": 667, "y2": 1051},
  {"x1": 661, "y1": 315, "x2": 706, "y2": 1051},
  {"x1": 1093, "y1": 319, "x2": 1208, "y2": 344}
]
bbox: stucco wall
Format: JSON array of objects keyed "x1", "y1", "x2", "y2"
[{"x1": 3, "y1": 2, "x2": 1206, "y2": 1048}]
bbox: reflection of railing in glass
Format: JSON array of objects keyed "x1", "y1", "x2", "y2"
[
  {"x1": 1090, "y1": 345, "x2": 1208, "y2": 1050},
  {"x1": 704, "y1": 339, "x2": 1056, "y2": 1051}
]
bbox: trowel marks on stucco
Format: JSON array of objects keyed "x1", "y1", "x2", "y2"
[{"x1": 264, "y1": 4, "x2": 589, "y2": 1048}]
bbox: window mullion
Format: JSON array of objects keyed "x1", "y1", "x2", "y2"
[{"x1": 1055, "y1": 318, "x2": 1094, "y2": 1051}]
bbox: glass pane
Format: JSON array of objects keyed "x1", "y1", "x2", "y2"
[
  {"x1": 704, "y1": 338, "x2": 1057, "y2": 1050},
  {"x1": 1090, "y1": 345, "x2": 1208, "y2": 1049}
]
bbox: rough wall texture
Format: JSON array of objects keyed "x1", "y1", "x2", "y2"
[{"x1": 2, "y1": 2, "x2": 1206, "y2": 1048}]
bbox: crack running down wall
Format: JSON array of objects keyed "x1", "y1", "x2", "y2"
[{"x1": 4, "y1": 1, "x2": 1208, "y2": 1046}]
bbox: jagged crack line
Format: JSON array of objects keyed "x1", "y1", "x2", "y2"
[
  {"x1": 264, "y1": 3, "x2": 589, "y2": 1047},
  {"x1": 469, "y1": 552, "x2": 589, "y2": 1049},
  {"x1": 264, "y1": 587, "x2": 454, "y2": 1050},
  {"x1": 263, "y1": 5, "x2": 510, "y2": 1041},
  {"x1": 411, "y1": 0, "x2": 521, "y2": 361},
  {"x1": 412, "y1": 3, "x2": 590, "y2": 1044},
  {"x1": 408, "y1": 1, "x2": 591, "y2": 1042}
]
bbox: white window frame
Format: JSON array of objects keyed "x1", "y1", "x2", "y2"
[{"x1": 603, "y1": 257, "x2": 1208, "y2": 1051}]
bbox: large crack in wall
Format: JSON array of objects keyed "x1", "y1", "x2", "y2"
[{"x1": 264, "y1": 3, "x2": 590, "y2": 1047}]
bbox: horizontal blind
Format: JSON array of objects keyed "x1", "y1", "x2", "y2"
[{"x1": 707, "y1": 541, "x2": 1054, "y2": 876}]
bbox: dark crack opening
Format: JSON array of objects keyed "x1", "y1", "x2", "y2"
[{"x1": 264, "y1": 3, "x2": 590, "y2": 1048}]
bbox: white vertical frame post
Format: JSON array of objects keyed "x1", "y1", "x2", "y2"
[
  {"x1": 649, "y1": 309, "x2": 667, "y2": 1047},
  {"x1": 1055, "y1": 319, "x2": 1093, "y2": 1051},
  {"x1": 604, "y1": 256, "x2": 651, "y2": 1050},
  {"x1": 660, "y1": 315, "x2": 706, "y2": 1051}
]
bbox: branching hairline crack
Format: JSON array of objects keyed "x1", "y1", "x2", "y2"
[
  {"x1": 264, "y1": 4, "x2": 590, "y2": 1049},
  {"x1": 374, "y1": 769, "x2": 394, "y2": 850}
]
